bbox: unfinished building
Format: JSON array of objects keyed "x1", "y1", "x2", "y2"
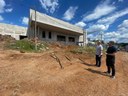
[
  {"x1": 27, "y1": 9, "x2": 86, "y2": 45},
  {"x1": 0, "y1": 23, "x2": 27, "y2": 40}
]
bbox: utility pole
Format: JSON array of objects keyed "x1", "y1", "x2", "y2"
[
  {"x1": 83, "y1": 29, "x2": 87, "y2": 46},
  {"x1": 100, "y1": 31, "x2": 103, "y2": 42},
  {"x1": 34, "y1": 8, "x2": 37, "y2": 50}
]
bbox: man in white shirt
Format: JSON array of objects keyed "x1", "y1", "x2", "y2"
[{"x1": 95, "y1": 41, "x2": 103, "y2": 67}]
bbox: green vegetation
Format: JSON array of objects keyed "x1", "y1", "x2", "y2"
[
  {"x1": 7, "y1": 39, "x2": 49, "y2": 52},
  {"x1": 70, "y1": 46, "x2": 96, "y2": 56}
]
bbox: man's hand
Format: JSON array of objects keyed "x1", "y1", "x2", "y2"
[{"x1": 106, "y1": 53, "x2": 116, "y2": 56}]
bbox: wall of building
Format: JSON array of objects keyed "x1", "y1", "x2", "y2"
[
  {"x1": 30, "y1": 9, "x2": 83, "y2": 35},
  {"x1": 0, "y1": 23, "x2": 27, "y2": 40},
  {"x1": 28, "y1": 25, "x2": 80, "y2": 45},
  {"x1": 28, "y1": 9, "x2": 86, "y2": 45},
  {"x1": 126, "y1": 45, "x2": 128, "y2": 52}
]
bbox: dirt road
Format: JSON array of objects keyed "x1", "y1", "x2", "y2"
[{"x1": 0, "y1": 50, "x2": 128, "y2": 96}]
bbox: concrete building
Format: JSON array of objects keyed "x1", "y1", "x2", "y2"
[
  {"x1": 0, "y1": 23, "x2": 27, "y2": 40},
  {"x1": 27, "y1": 9, "x2": 86, "y2": 45},
  {"x1": 125, "y1": 45, "x2": 128, "y2": 52}
]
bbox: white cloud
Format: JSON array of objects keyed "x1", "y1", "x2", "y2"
[
  {"x1": 103, "y1": 19, "x2": 128, "y2": 43},
  {"x1": 63, "y1": 6, "x2": 78, "y2": 21},
  {"x1": 117, "y1": 19, "x2": 128, "y2": 42},
  {"x1": 39, "y1": 0, "x2": 59, "y2": 13},
  {"x1": 91, "y1": 9, "x2": 128, "y2": 43},
  {"x1": 5, "y1": 8, "x2": 13, "y2": 12},
  {"x1": 0, "y1": 0, "x2": 6, "y2": 13},
  {"x1": 0, "y1": 15, "x2": 4, "y2": 21},
  {"x1": 103, "y1": 31, "x2": 119, "y2": 43},
  {"x1": 118, "y1": 19, "x2": 128, "y2": 28},
  {"x1": 97, "y1": 8, "x2": 128, "y2": 25},
  {"x1": 118, "y1": 27, "x2": 128, "y2": 34},
  {"x1": 22, "y1": 17, "x2": 29, "y2": 25},
  {"x1": 104, "y1": 31, "x2": 120, "y2": 38},
  {"x1": 87, "y1": 24, "x2": 109, "y2": 33},
  {"x1": 83, "y1": 0, "x2": 116, "y2": 21},
  {"x1": 0, "y1": 0, "x2": 13, "y2": 13},
  {"x1": 75, "y1": 21, "x2": 86, "y2": 28},
  {"x1": 118, "y1": 0, "x2": 123, "y2": 2},
  {"x1": 112, "y1": 2, "x2": 116, "y2": 5},
  {"x1": 105, "y1": 32, "x2": 128, "y2": 43}
]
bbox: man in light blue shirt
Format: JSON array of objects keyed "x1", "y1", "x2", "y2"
[{"x1": 95, "y1": 41, "x2": 103, "y2": 67}]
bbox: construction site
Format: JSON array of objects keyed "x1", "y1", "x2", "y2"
[
  {"x1": 0, "y1": 35, "x2": 128, "y2": 96},
  {"x1": 1, "y1": 0, "x2": 128, "y2": 95}
]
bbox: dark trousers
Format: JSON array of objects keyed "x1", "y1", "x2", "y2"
[
  {"x1": 106, "y1": 59, "x2": 115, "y2": 76},
  {"x1": 107, "y1": 65, "x2": 115, "y2": 76},
  {"x1": 96, "y1": 55, "x2": 102, "y2": 67}
]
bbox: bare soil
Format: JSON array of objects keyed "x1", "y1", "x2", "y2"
[{"x1": 0, "y1": 48, "x2": 128, "y2": 96}]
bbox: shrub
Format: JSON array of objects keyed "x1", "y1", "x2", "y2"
[
  {"x1": 8, "y1": 39, "x2": 48, "y2": 52},
  {"x1": 70, "y1": 46, "x2": 96, "y2": 56}
]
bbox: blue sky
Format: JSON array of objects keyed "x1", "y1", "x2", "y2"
[{"x1": 0, "y1": 0, "x2": 128, "y2": 43}]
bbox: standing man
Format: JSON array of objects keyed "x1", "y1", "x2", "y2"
[
  {"x1": 106, "y1": 41, "x2": 117, "y2": 79},
  {"x1": 95, "y1": 41, "x2": 103, "y2": 67}
]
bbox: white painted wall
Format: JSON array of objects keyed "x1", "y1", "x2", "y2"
[
  {"x1": 0, "y1": 23, "x2": 27, "y2": 40},
  {"x1": 28, "y1": 26, "x2": 80, "y2": 45},
  {"x1": 30, "y1": 9, "x2": 83, "y2": 34},
  {"x1": 126, "y1": 45, "x2": 128, "y2": 51}
]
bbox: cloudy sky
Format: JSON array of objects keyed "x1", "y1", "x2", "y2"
[{"x1": 0, "y1": 0, "x2": 128, "y2": 43}]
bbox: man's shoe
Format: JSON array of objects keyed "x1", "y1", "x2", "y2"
[
  {"x1": 111, "y1": 76, "x2": 115, "y2": 79},
  {"x1": 95, "y1": 65, "x2": 98, "y2": 67},
  {"x1": 104, "y1": 72, "x2": 111, "y2": 76}
]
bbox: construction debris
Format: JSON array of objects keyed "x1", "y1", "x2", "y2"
[{"x1": 0, "y1": 34, "x2": 15, "y2": 41}]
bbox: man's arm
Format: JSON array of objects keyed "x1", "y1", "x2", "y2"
[
  {"x1": 99, "y1": 46, "x2": 103, "y2": 56},
  {"x1": 107, "y1": 47, "x2": 117, "y2": 56},
  {"x1": 107, "y1": 52, "x2": 116, "y2": 56}
]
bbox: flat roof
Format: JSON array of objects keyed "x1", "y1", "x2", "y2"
[
  {"x1": 29, "y1": 9, "x2": 83, "y2": 35},
  {"x1": 0, "y1": 23, "x2": 27, "y2": 35}
]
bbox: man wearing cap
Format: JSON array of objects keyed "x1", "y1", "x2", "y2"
[
  {"x1": 95, "y1": 41, "x2": 103, "y2": 67},
  {"x1": 106, "y1": 41, "x2": 117, "y2": 79}
]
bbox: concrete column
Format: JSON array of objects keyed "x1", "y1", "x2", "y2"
[
  {"x1": 83, "y1": 30, "x2": 88, "y2": 46},
  {"x1": 14, "y1": 30, "x2": 16, "y2": 39},
  {"x1": 66, "y1": 36, "x2": 68, "y2": 44},
  {"x1": 3, "y1": 27, "x2": 5, "y2": 35}
]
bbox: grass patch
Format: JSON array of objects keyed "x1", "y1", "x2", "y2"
[
  {"x1": 7, "y1": 39, "x2": 49, "y2": 52},
  {"x1": 70, "y1": 46, "x2": 96, "y2": 56}
]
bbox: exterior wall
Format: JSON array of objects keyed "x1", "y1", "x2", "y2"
[
  {"x1": 0, "y1": 23, "x2": 27, "y2": 40},
  {"x1": 30, "y1": 9, "x2": 83, "y2": 34},
  {"x1": 125, "y1": 45, "x2": 128, "y2": 52},
  {"x1": 28, "y1": 9, "x2": 86, "y2": 45},
  {"x1": 28, "y1": 25, "x2": 80, "y2": 45}
]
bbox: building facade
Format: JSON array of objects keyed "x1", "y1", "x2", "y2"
[
  {"x1": 0, "y1": 23, "x2": 27, "y2": 40},
  {"x1": 125, "y1": 45, "x2": 128, "y2": 52},
  {"x1": 27, "y1": 9, "x2": 86, "y2": 45}
]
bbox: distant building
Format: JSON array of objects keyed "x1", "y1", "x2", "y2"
[
  {"x1": 0, "y1": 9, "x2": 87, "y2": 45},
  {"x1": 0, "y1": 23, "x2": 27, "y2": 40},
  {"x1": 125, "y1": 45, "x2": 128, "y2": 52},
  {"x1": 27, "y1": 9, "x2": 87, "y2": 45}
]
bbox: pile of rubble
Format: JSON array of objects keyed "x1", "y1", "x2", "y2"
[
  {"x1": 0, "y1": 34, "x2": 15, "y2": 42},
  {"x1": 0, "y1": 34, "x2": 16, "y2": 50}
]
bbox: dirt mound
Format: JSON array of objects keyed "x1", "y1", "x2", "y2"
[
  {"x1": 0, "y1": 49, "x2": 128, "y2": 96},
  {"x1": 0, "y1": 34, "x2": 16, "y2": 50},
  {"x1": 0, "y1": 34, "x2": 15, "y2": 42},
  {"x1": 48, "y1": 42, "x2": 78, "y2": 50}
]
